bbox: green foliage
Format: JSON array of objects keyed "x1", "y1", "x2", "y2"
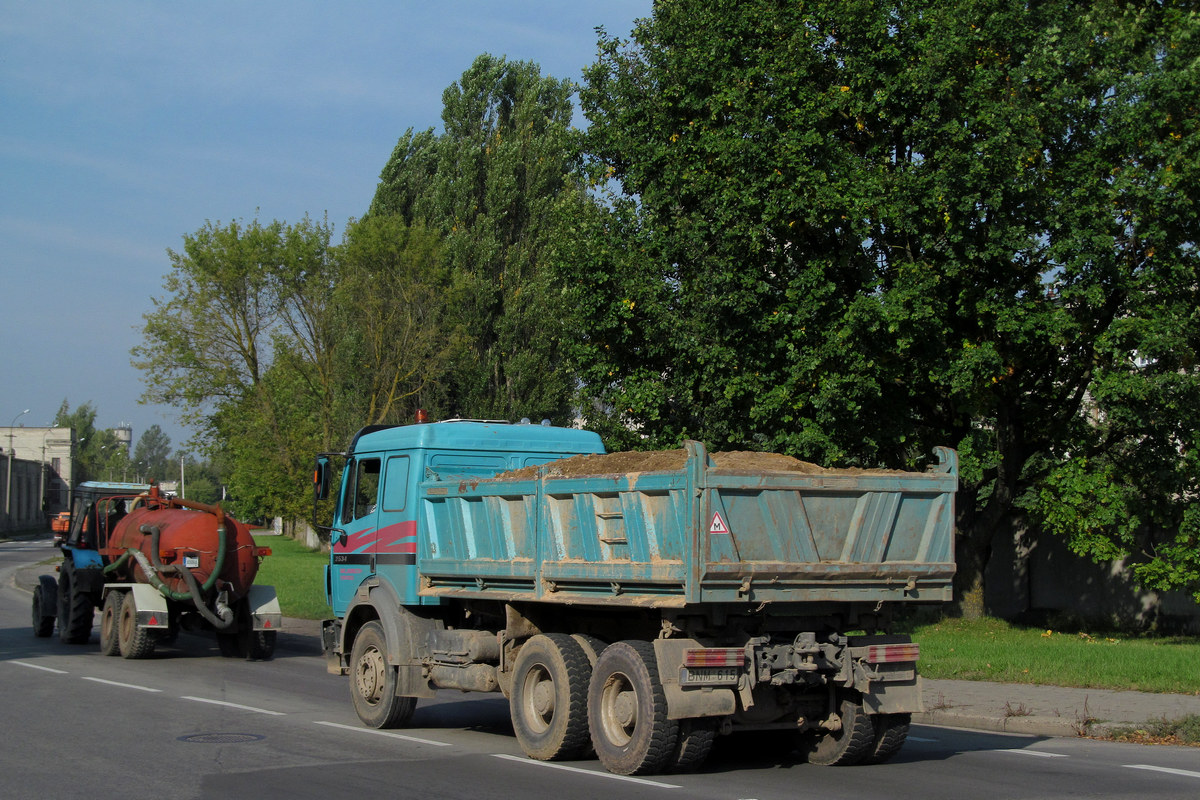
[
  {"x1": 368, "y1": 54, "x2": 582, "y2": 421},
  {"x1": 132, "y1": 424, "x2": 171, "y2": 482},
  {"x1": 576, "y1": 0, "x2": 1200, "y2": 601}
]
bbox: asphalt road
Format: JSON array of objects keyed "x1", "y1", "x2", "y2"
[{"x1": 2, "y1": 538, "x2": 1198, "y2": 800}]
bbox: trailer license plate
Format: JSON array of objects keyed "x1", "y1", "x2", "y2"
[{"x1": 680, "y1": 666, "x2": 739, "y2": 686}]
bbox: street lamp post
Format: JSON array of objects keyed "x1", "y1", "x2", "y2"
[{"x1": 5, "y1": 408, "x2": 30, "y2": 521}]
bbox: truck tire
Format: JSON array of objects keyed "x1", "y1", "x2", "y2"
[
  {"x1": 510, "y1": 634, "x2": 592, "y2": 761},
  {"x1": 350, "y1": 621, "x2": 417, "y2": 728},
  {"x1": 218, "y1": 599, "x2": 277, "y2": 660},
  {"x1": 588, "y1": 640, "x2": 679, "y2": 776},
  {"x1": 803, "y1": 691, "x2": 875, "y2": 766},
  {"x1": 667, "y1": 718, "x2": 718, "y2": 773},
  {"x1": 118, "y1": 593, "x2": 155, "y2": 659},
  {"x1": 56, "y1": 561, "x2": 93, "y2": 644},
  {"x1": 32, "y1": 581, "x2": 55, "y2": 638},
  {"x1": 864, "y1": 713, "x2": 910, "y2": 764},
  {"x1": 99, "y1": 591, "x2": 125, "y2": 656}
]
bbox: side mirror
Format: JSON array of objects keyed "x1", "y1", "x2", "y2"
[{"x1": 314, "y1": 457, "x2": 332, "y2": 502}]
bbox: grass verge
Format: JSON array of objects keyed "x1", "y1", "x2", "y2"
[
  {"x1": 911, "y1": 616, "x2": 1200, "y2": 695},
  {"x1": 252, "y1": 534, "x2": 332, "y2": 620}
]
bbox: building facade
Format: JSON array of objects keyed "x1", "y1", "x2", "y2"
[{"x1": 1, "y1": 426, "x2": 75, "y2": 532}]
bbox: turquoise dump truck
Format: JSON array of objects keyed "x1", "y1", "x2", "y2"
[{"x1": 315, "y1": 418, "x2": 957, "y2": 775}]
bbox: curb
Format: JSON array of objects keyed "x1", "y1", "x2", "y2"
[{"x1": 913, "y1": 709, "x2": 1085, "y2": 738}]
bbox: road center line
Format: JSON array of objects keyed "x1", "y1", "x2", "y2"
[
  {"x1": 1125, "y1": 764, "x2": 1200, "y2": 780},
  {"x1": 491, "y1": 753, "x2": 682, "y2": 789},
  {"x1": 182, "y1": 696, "x2": 286, "y2": 716},
  {"x1": 314, "y1": 720, "x2": 452, "y2": 746},
  {"x1": 83, "y1": 676, "x2": 162, "y2": 693},
  {"x1": 8, "y1": 660, "x2": 68, "y2": 675},
  {"x1": 998, "y1": 749, "x2": 1069, "y2": 758}
]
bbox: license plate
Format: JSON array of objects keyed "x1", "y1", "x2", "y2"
[{"x1": 680, "y1": 666, "x2": 739, "y2": 686}]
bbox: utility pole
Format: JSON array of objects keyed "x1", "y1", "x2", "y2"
[{"x1": 5, "y1": 408, "x2": 29, "y2": 520}]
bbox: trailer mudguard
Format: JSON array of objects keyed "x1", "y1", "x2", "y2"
[
  {"x1": 106, "y1": 583, "x2": 171, "y2": 629},
  {"x1": 245, "y1": 584, "x2": 283, "y2": 632}
]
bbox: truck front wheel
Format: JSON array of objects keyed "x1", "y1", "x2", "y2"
[
  {"x1": 510, "y1": 634, "x2": 591, "y2": 761},
  {"x1": 588, "y1": 640, "x2": 679, "y2": 776},
  {"x1": 350, "y1": 621, "x2": 416, "y2": 729}
]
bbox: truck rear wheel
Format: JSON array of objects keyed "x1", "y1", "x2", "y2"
[
  {"x1": 803, "y1": 691, "x2": 875, "y2": 766},
  {"x1": 588, "y1": 640, "x2": 679, "y2": 776},
  {"x1": 99, "y1": 591, "x2": 125, "y2": 656},
  {"x1": 118, "y1": 593, "x2": 155, "y2": 659},
  {"x1": 56, "y1": 561, "x2": 93, "y2": 644},
  {"x1": 350, "y1": 621, "x2": 416, "y2": 728},
  {"x1": 864, "y1": 713, "x2": 911, "y2": 764},
  {"x1": 510, "y1": 634, "x2": 591, "y2": 761},
  {"x1": 667, "y1": 718, "x2": 718, "y2": 772}
]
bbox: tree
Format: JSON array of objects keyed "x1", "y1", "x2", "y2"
[
  {"x1": 53, "y1": 400, "x2": 118, "y2": 483},
  {"x1": 333, "y1": 215, "x2": 452, "y2": 425},
  {"x1": 368, "y1": 54, "x2": 583, "y2": 421},
  {"x1": 132, "y1": 425, "x2": 171, "y2": 483},
  {"x1": 135, "y1": 216, "x2": 338, "y2": 520},
  {"x1": 576, "y1": 1, "x2": 1200, "y2": 605}
]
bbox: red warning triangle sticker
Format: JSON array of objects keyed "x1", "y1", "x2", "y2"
[{"x1": 709, "y1": 511, "x2": 730, "y2": 534}]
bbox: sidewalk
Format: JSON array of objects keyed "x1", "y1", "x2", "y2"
[
  {"x1": 919, "y1": 677, "x2": 1200, "y2": 738},
  {"x1": 7, "y1": 533, "x2": 1197, "y2": 740}
]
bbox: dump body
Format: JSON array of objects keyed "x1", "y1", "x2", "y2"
[{"x1": 418, "y1": 440, "x2": 957, "y2": 608}]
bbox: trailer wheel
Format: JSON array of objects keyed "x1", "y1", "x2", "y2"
[
  {"x1": 99, "y1": 591, "x2": 125, "y2": 656},
  {"x1": 350, "y1": 621, "x2": 416, "y2": 728},
  {"x1": 56, "y1": 561, "x2": 93, "y2": 644},
  {"x1": 31, "y1": 580, "x2": 55, "y2": 638},
  {"x1": 667, "y1": 718, "x2": 718, "y2": 773},
  {"x1": 803, "y1": 691, "x2": 875, "y2": 766},
  {"x1": 118, "y1": 593, "x2": 155, "y2": 659},
  {"x1": 864, "y1": 713, "x2": 911, "y2": 764},
  {"x1": 588, "y1": 640, "x2": 679, "y2": 776},
  {"x1": 510, "y1": 634, "x2": 592, "y2": 761}
]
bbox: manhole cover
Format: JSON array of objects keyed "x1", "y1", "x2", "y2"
[{"x1": 178, "y1": 733, "x2": 265, "y2": 744}]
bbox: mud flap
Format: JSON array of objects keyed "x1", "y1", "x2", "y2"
[
  {"x1": 862, "y1": 675, "x2": 922, "y2": 715},
  {"x1": 245, "y1": 585, "x2": 283, "y2": 632}
]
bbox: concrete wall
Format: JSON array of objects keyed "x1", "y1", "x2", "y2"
[{"x1": 985, "y1": 522, "x2": 1200, "y2": 633}]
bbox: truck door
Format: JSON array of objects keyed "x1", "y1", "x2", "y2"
[
  {"x1": 373, "y1": 455, "x2": 421, "y2": 605},
  {"x1": 329, "y1": 456, "x2": 381, "y2": 614}
]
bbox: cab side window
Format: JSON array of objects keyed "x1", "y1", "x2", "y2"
[{"x1": 353, "y1": 458, "x2": 381, "y2": 521}]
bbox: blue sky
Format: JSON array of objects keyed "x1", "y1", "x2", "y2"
[{"x1": 0, "y1": 0, "x2": 650, "y2": 450}]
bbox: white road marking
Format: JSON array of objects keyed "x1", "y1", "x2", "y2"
[
  {"x1": 998, "y1": 749, "x2": 1069, "y2": 758},
  {"x1": 491, "y1": 753, "x2": 681, "y2": 789},
  {"x1": 314, "y1": 720, "x2": 452, "y2": 747},
  {"x1": 1125, "y1": 764, "x2": 1200, "y2": 780},
  {"x1": 182, "y1": 696, "x2": 286, "y2": 715},
  {"x1": 82, "y1": 676, "x2": 162, "y2": 692},
  {"x1": 8, "y1": 660, "x2": 68, "y2": 674}
]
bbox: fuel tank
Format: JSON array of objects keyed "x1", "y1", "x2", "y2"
[{"x1": 105, "y1": 505, "x2": 260, "y2": 601}]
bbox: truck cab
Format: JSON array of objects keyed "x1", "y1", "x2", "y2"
[{"x1": 316, "y1": 419, "x2": 604, "y2": 617}]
